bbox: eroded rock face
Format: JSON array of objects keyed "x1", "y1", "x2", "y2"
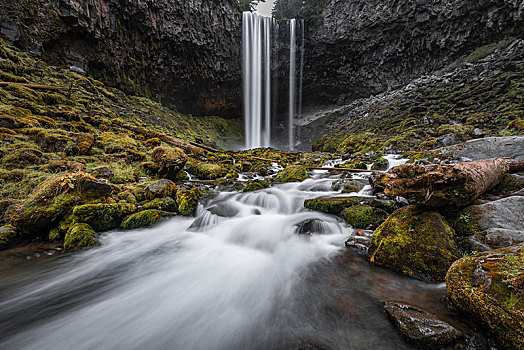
[
  {"x1": 0, "y1": 0, "x2": 242, "y2": 117},
  {"x1": 304, "y1": 0, "x2": 524, "y2": 107},
  {"x1": 446, "y1": 243, "x2": 524, "y2": 349},
  {"x1": 383, "y1": 301, "x2": 463, "y2": 347}
]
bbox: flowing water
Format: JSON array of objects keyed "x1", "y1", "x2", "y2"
[
  {"x1": 288, "y1": 18, "x2": 297, "y2": 151},
  {"x1": 0, "y1": 169, "x2": 453, "y2": 350}
]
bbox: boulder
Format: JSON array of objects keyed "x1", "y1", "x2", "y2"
[
  {"x1": 369, "y1": 205, "x2": 460, "y2": 282},
  {"x1": 176, "y1": 188, "x2": 200, "y2": 216},
  {"x1": 304, "y1": 196, "x2": 359, "y2": 215},
  {"x1": 446, "y1": 244, "x2": 524, "y2": 349},
  {"x1": 63, "y1": 223, "x2": 98, "y2": 251},
  {"x1": 72, "y1": 203, "x2": 136, "y2": 232},
  {"x1": 145, "y1": 179, "x2": 177, "y2": 200},
  {"x1": 435, "y1": 133, "x2": 465, "y2": 148},
  {"x1": 383, "y1": 301, "x2": 463, "y2": 347},
  {"x1": 121, "y1": 210, "x2": 165, "y2": 230},
  {"x1": 151, "y1": 146, "x2": 188, "y2": 180},
  {"x1": 275, "y1": 165, "x2": 309, "y2": 182},
  {"x1": 370, "y1": 157, "x2": 389, "y2": 171},
  {"x1": 0, "y1": 225, "x2": 21, "y2": 249},
  {"x1": 454, "y1": 196, "x2": 524, "y2": 251},
  {"x1": 142, "y1": 197, "x2": 177, "y2": 212},
  {"x1": 341, "y1": 205, "x2": 388, "y2": 229},
  {"x1": 440, "y1": 136, "x2": 524, "y2": 161},
  {"x1": 186, "y1": 159, "x2": 225, "y2": 180}
]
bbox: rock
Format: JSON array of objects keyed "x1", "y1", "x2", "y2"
[
  {"x1": 472, "y1": 128, "x2": 485, "y2": 138},
  {"x1": 294, "y1": 219, "x2": 327, "y2": 235},
  {"x1": 370, "y1": 157, "x2": 389, "y2": 171},
  {"x1": 454, "y1": 196, "x2": 524, "y2": 250},
  {"x1": 186, "y1": 159, "x2": 225, "y2": 180},
  {"x1": 145, "y1": 179, "x2": 177, "y2": 200},
  {"x1": 92, "y1": 166, "x2": 113, "y2": 179},
  {"x1": 176, "y1": 188, "x2": 200, "y2": 216},
  {"x1": 304, "y1": 197, "x2": 359, "y2": 215},
  {"x1": 121, "y1": 210, "x2": 165, "y2": 230},
  {"x1": 345, "y1": 235, "x2": 371, "y2": 254},
  {"x1": 383, "y1": 301, "x2": 463, "y2": 347},
  {"x1": 369, "y1": 205, "x2": 460, "y2": 282},
  {"x1": 63, "y1": 223, "x2": 98, "y2": 251},
  {"x1": 2, "y1": 148, "x2": 43, "y2": 168},
  {"x1": 370, "y1": 198, "x2": 397, "y2": 213},
  {"x1": 142, "y1": 197, "x2": 177, "y2": 213},
  {"x1": 0, "y1": 225, "x2": 21, "y2": 249},
  {"x1": 68, "y1": 66, "x2": 86, "y2": 75},
  {"x1": 341, "y1": 205, "x2": 388, "y2": 229},
  {"x1": 0, "y1": 198, "x2": 19, "y2": 225},
  {"x1": 435, "y1": 133, "x2": 465, "y2": 147},
  {"x1": 446, "y1": 244, "x2": 524, "y2": 349},
  {"x1": 275, "y1": 165, "x2": 309, "y2": 182},
  {"x1": 72, "y1": 203, "x2": 136, "y2": 232},
  {"x1": 243, "y1": 180, "x2": 270, "y2": 192},
  {"x1": 331, "y1": 179, "x2": 365, "y2": 193},
  {"x1": 151, "y1": 146, "x2": 188, "y2": 180},
  {"x1": 440, "y1": 136, "x2": 524, "y2": 161}
]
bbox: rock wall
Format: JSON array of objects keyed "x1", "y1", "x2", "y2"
[
  {"x1": 303, "y1": 0, "x2": 524, "y2": 106},
  {"x1": 0, "y1": 0, "x2": 242, "y2": 117}
]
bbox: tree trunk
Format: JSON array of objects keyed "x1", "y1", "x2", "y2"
[{"x1": 376, "y1": 158, "x2": 523, "y2": 207}]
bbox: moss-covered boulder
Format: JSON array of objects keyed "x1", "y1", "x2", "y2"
[
  {"x1": 2, "y1": 148, "x2": 43, "y2": 168},
  {"x1": 121, "y1": 210, "x2": 164, "y2": 230},
  {"x1": 243, "y1": 180, "x2": 270, "y2": 192},
  {"x1": 341, "y1": 205, "x2": 388, "y2": 228},
  {"x1": 176, "y1": 188, "x2": 200, "y2": 216},
  {"x1": 7, "y1": 173, "x2": 113, "y2": 234},
  {"x1": 369, "y1": 205, "x2": 460, "y2": 282},
  {"x1": 142, "y1": 197, "x2": 177, "y2": 212},
  {"x1": 304, "y1": 197, "x2": 360, "y2": 215},
  {"x1": 186, "y1": 159, "x2": 225, "y2": 180},
  {"x1": 275, "y1": 165, "x2": 308, "y2": 183},
  {"x1": 72, "y1": 203, "x2": 136, "y2": 232},
  {"x1": 331, "y1": 179, "x2": 364, "y2": 193},
  {"x1": 151, "y1": 146, "x2": 188, "y2": 180},
  {"x1": 145, "y1": 179, "x2": 177, "y2": 200},
  {"x1": 63, "y1": 223, "x2": 98, "y2": 251},
  {"x1": 371, "y1": 157, "x2": 389, "y2": 171},
  {"x1": 446, "y1": 244, "x2": 524, "y2": 349},
  {"x1": 0, "y1": 225, "x2": 21, "y2": 249}
]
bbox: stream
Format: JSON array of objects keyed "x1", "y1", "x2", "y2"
[{"x1": 0, "y1": 161, "x2": 454, "y2": 350}]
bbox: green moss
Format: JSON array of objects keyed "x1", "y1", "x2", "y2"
[
  {"x1": 370, "y1": 205, "x2": 460, "y2": 282},
  {"x1": 121, "y1": 209, "x2": 164, "y2": 230},
  {"x1": 145, "y1": 179, "x2": 177, "y2": 200},
  {"x1": 371, "y1": 157, "x2": 389, "y2": 171},
  {"x1": 63, "y1": 223, "x2": 98, "y2": 251},
  {"x1": 142, "y1": 197, "x2": 177, "y2": 212},
  {"x1": 340, "y1": 161, "x2": 367, "y2": 170},
  {"x1": 72, "y1": 203, "x2": 136, "y2": 232},
  {"x1": 304, "y1": 197, "x2": 359, "y2": 215},
  {"x1": 243, "y1": 180, "x2": 270, "y2": 192},
  {"x1": 151, "y1": 146, "x2": 188, "y2": 180},
  {"x1": 186, "y1": 159, "x2": 225, "y2": 180},
  {"x1": 275, "y1": 165, "x2": 308, "y2": 182},
  {"x1": 341, "y1": 205, "x2": 388, "y2": 228},
  {"x1": 176, "y1": 188, "x2": 200, "y2": 216},
  {"x1": 0, "y1": 225, "x2": 22, "y2": 249}
]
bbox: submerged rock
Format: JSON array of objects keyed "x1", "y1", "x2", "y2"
[
  {"x1": 121, "y1": 210, "x2": 165, "y2": 230},
  {"x1": 369, "y1": 205, "x2": 460, "y2": 282},
  {"x1": 383, "y1": 301, "x2": 463, "y2": 347},
  {"x1": 446, "y1": 243, "x2": 524, "y2": 349},
  {"x1": 294, "y1": 219, "x2": 327, "y2": 235},
  {"x1": 243, "y1": 180, "x2": 270, "y2": 192}
]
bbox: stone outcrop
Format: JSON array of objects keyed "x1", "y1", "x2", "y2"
[
  {"x1": 0, "y1": 0, "x2": 242, "y2": 117},
  {"x1": 304, "y1": 0, "x2": 524, "y2": 107}
]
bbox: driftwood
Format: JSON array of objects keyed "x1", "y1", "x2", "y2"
[
  {"x1": 307, "y1": 167, "x2": 377, "y2": 173},
  {"x1": 375, "y1": 158, "x2": 524, "y2": 207},
  {"x1": 250, "y1": 156, "x2": 277, "y2": 162}
]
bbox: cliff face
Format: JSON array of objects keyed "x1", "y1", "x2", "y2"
[
  {"x1": 303, "y1": 0, "x2": 524, "y2": 106},
  {"x1": 0, "y1": 0, "x2": 242, "y2": 117}
]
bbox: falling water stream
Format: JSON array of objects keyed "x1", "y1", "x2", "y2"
[{"x1": 0, "y1": 165, "x2": 454, "y2": 350}]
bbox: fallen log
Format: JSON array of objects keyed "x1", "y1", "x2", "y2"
[
  {"x1": 307, "y1": 167, "x2": 377, "y2": 173},
  {"x1": 250, "y1": 156, "x2": 277, "y2": 162},
  {"x1": 376, "y1": 158, "x2": 523, "y2": 207}
]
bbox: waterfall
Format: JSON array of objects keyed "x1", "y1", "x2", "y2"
[
  {"x1": 288, "y1": 19, "x2": 296, "y2": 151},
  {"x1": 298, "y1": 19, "x2": 305, "y2": 120},
  {"x1": 243, "y1": 12, "x2": 272, "y2": 149}
]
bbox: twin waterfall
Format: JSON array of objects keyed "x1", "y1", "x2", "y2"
[{"x1": 242, "y1": 12, "x2": 304, "y2": 150}]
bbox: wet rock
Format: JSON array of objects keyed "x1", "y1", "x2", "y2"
[
  {"x1": 275, "y1": 165, "x2": 309, "y2": 183},
  {"x1": 121, "y1": 210, "x2": 165, "y2": 230},
  {"x1": 72, "y1": 203, "x2": 136, "y2": 232},
  {"x1": 294, "y1": 219, "x2": 327, "y2": 235},
  {"x1": 142, "y1": 197, "x2": 177, "y2": 213},
  {"x1": 454, "y1": 196, "x2": 524, "y2": 250},
  {"x1": 440, "y1": 136, "x2": 524, "y2": 161},
  {"x1": 369, "y1": 205, "x2": 460, "y2": 282},
  {"x1": 176, "y1": 188, "x2": 200, "y2": 216},
  {"x1": 331, "y1": 179, "x2": 364, "y2": 193},
  {"x1": 370, "y1": 198, "x2": 397, "y2": 213},
  {"x1": 446, "y1": 243, "x2": 524, "y2": 349},
  {"x1": 435, "y1": 133, "x2": 465, "y2": 147},
  {"x1": 0, "y1": 225, "x2": 21, "y2": 250},
  {"x1": 207, "y1": 204, "x2": 239, "y2": 218},
  {"x1": 341, "y1": 205, "x2": 388, "y2": 229},
  {"x1": 304, "y1": 196, "x2": 359, "y2": 215},
  {"x1": 345, "y1": 235, "x2": 371, "y2": 254},
  {"x1": 145, "y1": 179, "x2": 177, "y2": 200},
  {"x1": 243, "y1": 180, "x2": 270, "y2": 192},
  {"x1": 186, "y1": 159, "x2": 225, "y2": 180},
  {"x1": 370, "y1": 157, "x2": 389, "y2": 171},
  {"x1": 63, "y1": 223, "x2": 98, "y2": 251},
  {"x1": 383, "y1": 301, "x2": 463, "y2": 347},
  {"x1": 151, "y1": 146, "x2": 188, "y2": 180}
]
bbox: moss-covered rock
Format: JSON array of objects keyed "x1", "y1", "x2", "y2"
[
  {"x1": 121, "y1": 210, "x2": 164, "y2": 230},
  {"x1": 2, "y1": 148, "x2": 43, "y2": 168},
  {"x1": 371, "y1": 157, "x2": 389, "y2": 171},
  {"x1": 72, "y1": 203, "x2": 136, "y2": 232},
  {"x1": 304, "y1": 196, "x2": 359, "y2": 215},
  {"x1": 275, "y1": 165, "x2": 308, "y2": 182},
  {"x1": 446, "y1": 244, "x2": 524, "y2": 349},
  {"x1": 186, "y1": 159, "x2": 225, "y2": 180},
  {"x1": 369, "y1": 205, "x2": 460, "y2": 282},
  {"x1": 0, "y1": 225, "x2": 21, "y2": 249},
  {"x1": 341, "y1": 205, "x2": 388, "y2": 228},
  {"x1": 63, "y1": 223, "x2": 98, "y2": 251},
  {"x1": 176, "y1": 188, "x2": 200, "y2": 216},
  {"x1": 243, "y1": 180, "x2": 270, "y2": 192},
  {"x1": 145, "y1": 179, "x2": 176, "y2": 200},
  {"x1": 331, "y1": 179, "x2": 363, "y2": 193},
  {"x1": 142, "y1": 197, "x2": 177, "y2": 212},
  {"x1": 151, "y1": 146, "x2": 188, "y2": 180}
]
